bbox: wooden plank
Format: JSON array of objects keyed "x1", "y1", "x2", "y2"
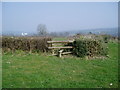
[
  {"x1": 52, "y1": 43, "x2": 63, "y2": 46},
  {"x1": 48, "y1": 46, "x2": 73, "y2": 49},
  {"x1": 62, "y1": 52, "x2": 72, "y2": 55},
  {"x1": 47, "y1": 40, "x2": 74, "y2": 43},
  {"x1": 52, "y1": 54, "x2": 58, "y2": 56},
  {"x1": 59, "y1": 49, "x2": 64, "y2": 53}
]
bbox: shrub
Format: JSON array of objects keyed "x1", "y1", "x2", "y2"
[
  {"x1": 2, "y1": 36, "x2": 52, "y2": 53},
  {"x1": 73, "y1": 39, "x2": 108, "y2": 58},
  {"x1": 73, "y1": 40, "x2": 87, "y2": 57},
  {"x1": 102, "y1": 35, "x2": 111, "y2": 43}
]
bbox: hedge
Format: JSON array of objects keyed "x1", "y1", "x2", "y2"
[
  {"x1": 73, "y1": 39, "x2": 108, "y2": 58},
  {"x1": 2, "y1": 36, "x2": 52, "y2": 53}
]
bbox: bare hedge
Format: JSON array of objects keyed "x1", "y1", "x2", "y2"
[{"x1": 2, "y1": 36, "x2": 52, "y2": 53}]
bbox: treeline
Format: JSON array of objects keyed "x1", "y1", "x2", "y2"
[{"x1": 2, "y1": 31, "x2": 70, "y2": 37}]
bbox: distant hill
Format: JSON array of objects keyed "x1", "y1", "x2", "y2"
[
  {"x1": 2, "y1": 28, "x2": 118, "y2": 37},
  {"x1": 69, "y1": 28, "x2": 118, "y2": 37}
]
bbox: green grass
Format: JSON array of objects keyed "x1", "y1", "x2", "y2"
[
  {"x1": 53, "y1": 37, "x2": 68, "y2": 41},
  {"x1": 2, "y1": 42, "x2": 118, "y2": 88},
  {"x1": 0, "y1": 48, "x2": 2, "y2": 89}
]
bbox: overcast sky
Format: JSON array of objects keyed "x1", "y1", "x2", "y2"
[{"x1": 2, "y1": 2, "x2": 118, "y2": 33}]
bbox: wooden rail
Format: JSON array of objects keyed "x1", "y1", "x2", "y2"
[
  {"x1": 62, "y1": 52, "x2": 72, "y2": 55},
  {"x1": 47, "y1": 40, "x2": 74, "y2": 43},
  {"x1": 47, "y1": 40, "x2": 74, "y2": 57},
  {"x1": 48, "y1": 46, "x2": 73, "y2": 49}
]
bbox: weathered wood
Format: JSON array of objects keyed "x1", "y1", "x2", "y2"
[
  {"x1": 52, "y1": 49, "x2": 55, "y2": 55},
  {"x1": 47, "y1": 40, "x2": 74, "y2": 43},
  {"x1": 58, "y1": 49, "x2": 63, "y2": 57},
  {"x1": 62, "y1": 52, "x2": 72, "y2": 55},
  {"x1": 47, "y1": 40, "x2": 74, "y2": 57},
  {"x1": 52, "y1": 43, "x2": 64, "y2": 46},
  {"x1": 48, "y1": 46, "x2": 73, "y2": 49},
  {"x1": 59, "y1": 49, "x2": 64, "y2": 53}
]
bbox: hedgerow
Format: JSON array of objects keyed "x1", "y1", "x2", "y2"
[
  {"x1": 73, "y1": 39, "x2": 108, "y2": 58},
  {"x1": 2, "y1": 36, "x2": 52, "y2": 53}
]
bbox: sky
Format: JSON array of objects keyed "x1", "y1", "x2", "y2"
[{"x1": 2, "y1": 2, "x2": 118, "y2": 34}]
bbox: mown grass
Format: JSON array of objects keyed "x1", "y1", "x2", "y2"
[{"x1": 2, "y1": 42, "x2": 118, "y2": 88}]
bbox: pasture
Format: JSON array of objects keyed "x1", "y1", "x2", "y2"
[{"x1": 2, "y1": 41, "x2": 118, "y2": 88}]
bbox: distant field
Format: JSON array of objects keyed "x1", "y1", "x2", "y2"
[
  {"x1": 53, "y1": 37, "x2": 68, "y2": 41},
  {"x1": 2, "y1": 42, "x2": 118, "y2": 88}
]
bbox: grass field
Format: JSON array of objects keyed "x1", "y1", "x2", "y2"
[
  {"x1": 0, "y1": 49, "x2": 2, "y2": 89},
  {"x1": 53, "y1": 37, "x2": 68, "y2": 41},
  {"x1": 2, "y1": 42, "x2": 118, "y2": 88}
]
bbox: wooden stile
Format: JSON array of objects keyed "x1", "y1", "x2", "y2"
[
  {"x1": 48, "y1": 46, "x2": 73, "y2": 49},
  {"x1": 47, "y1": 40, "x2": 74, "y2": 57},
  {"x1": 47, "y1": 40, "x2": 74, "y2": 43}
]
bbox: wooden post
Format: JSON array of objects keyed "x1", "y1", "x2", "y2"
[
  {"x1": 52, "y1": 49, "x2": 55, "y2": 55},
  {"x1": 58, "y1": 49, "x2": 63, "y2": 57}
]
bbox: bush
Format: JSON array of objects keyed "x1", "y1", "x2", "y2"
[
  {"x1": 73, "y1": 40, "x2": 87, "y2": 57},
  {"x1": 102, "y1": 35, "x2": 111, "y2": 43},
  {"x1": 73, "y1": 39, "x2": 108, "y2": 58},
  {"x1": 2, "y1": 36, "x2": 52, "y2": 53}
]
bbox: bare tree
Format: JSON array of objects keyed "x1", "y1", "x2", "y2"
[{"x1": 37, "y1": 24, "x2": 48, "y2": 36}]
